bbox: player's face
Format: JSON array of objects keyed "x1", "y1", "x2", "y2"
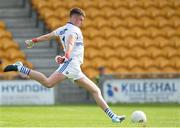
[{"x1": 75, "y1": 15, "x2": 84, "y2": 27}]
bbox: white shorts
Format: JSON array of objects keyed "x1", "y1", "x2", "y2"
[{"x1": 56, "y1": 58, "x2": 86, "y2": 81}]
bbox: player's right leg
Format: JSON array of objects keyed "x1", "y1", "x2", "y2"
[
  {"x1": 29, "y1": 70, "x2": 67, "y2": 88},
  {"x1": 3, "y1": 61, "x2": 67, "y2": 88},
  {"x1": 75, "y1": 75, "x2": 125, "y2": 123}
]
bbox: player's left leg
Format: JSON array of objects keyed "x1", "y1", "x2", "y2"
[
  {"x1": 75, "y1": 76, "x2": 125, "y2": 123},
  {"x1": 3, "y1": 61, "x2": 67, "y2": 88}
]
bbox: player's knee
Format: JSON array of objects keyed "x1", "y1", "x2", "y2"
[
  {"x1": 45, "y1": 84, "x2": 54, "y2": 88},
  {"x1": 42, "y1": 79, "x2": 54, "y2": 88},
  {"x1": 92, "y1": 87, "x2": 101, "y2": 95},
  {"x1": 45, "y1": 82, "x2": 54, "y2": 88},
  {"x1": 96, "y1": 88, "x2": 102, "y2": 95}
]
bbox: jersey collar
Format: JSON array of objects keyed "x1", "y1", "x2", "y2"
[{"x1": 67, "y1": 22, "x2": 75, "y2": 25}]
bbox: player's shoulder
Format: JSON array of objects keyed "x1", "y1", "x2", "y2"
[
  {"x1": 69, "y1": 25, "x2": 81, "y2": 32},
  {"x1": 72, "y1": 27, "x2": 81, "y2": 35},
  {"x1": 66, "y1": 23, "x2": 81, "y2": 32},
  {"x1": 56, "y1": 23, "x2": 82, "y2": 36},
  {"x1": 54, "y1": 25, "x2": 66, "y2": 32}
]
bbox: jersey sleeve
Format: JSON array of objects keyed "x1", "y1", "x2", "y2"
[
  {"x1": 70, "y1": 31, "x2": 78, "y2": 40},
  {"x1": 53, "y1": 27, "x2": 61, "y2": 36},
  {"x1": 67, "y1": 28, "x2": 79, "y2": 40}
]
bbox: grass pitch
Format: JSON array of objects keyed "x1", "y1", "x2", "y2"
[{"x1": 0, "y1": 104, "x2": 180, "y2": 127}]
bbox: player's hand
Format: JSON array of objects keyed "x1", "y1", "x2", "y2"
[
  {"x1": 55, "y1": 55, "x2": 68, "y2": 64},
  {"x1": 25, "y1": 40, "x2": 34, "y2": 49}
]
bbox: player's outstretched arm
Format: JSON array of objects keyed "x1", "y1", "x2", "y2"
[{"x1": 25, "y1": 32, "x2": 56, "y2": 48}]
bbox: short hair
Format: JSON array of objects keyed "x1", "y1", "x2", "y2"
[{"x1": 69, "y1": 7, "x2": 86, "y2": 18}]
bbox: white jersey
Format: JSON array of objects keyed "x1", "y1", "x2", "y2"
[{"x1": 54, "y1": 22, "x2": 84, "y2": 64}]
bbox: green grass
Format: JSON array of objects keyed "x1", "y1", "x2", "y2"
[{"x1": 0, "y1": 104, "x2": 180, "y2": 127}]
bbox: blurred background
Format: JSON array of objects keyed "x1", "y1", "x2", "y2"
[{"x1": 0, "y1": 0, "x2": 180, "y2": 105}]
